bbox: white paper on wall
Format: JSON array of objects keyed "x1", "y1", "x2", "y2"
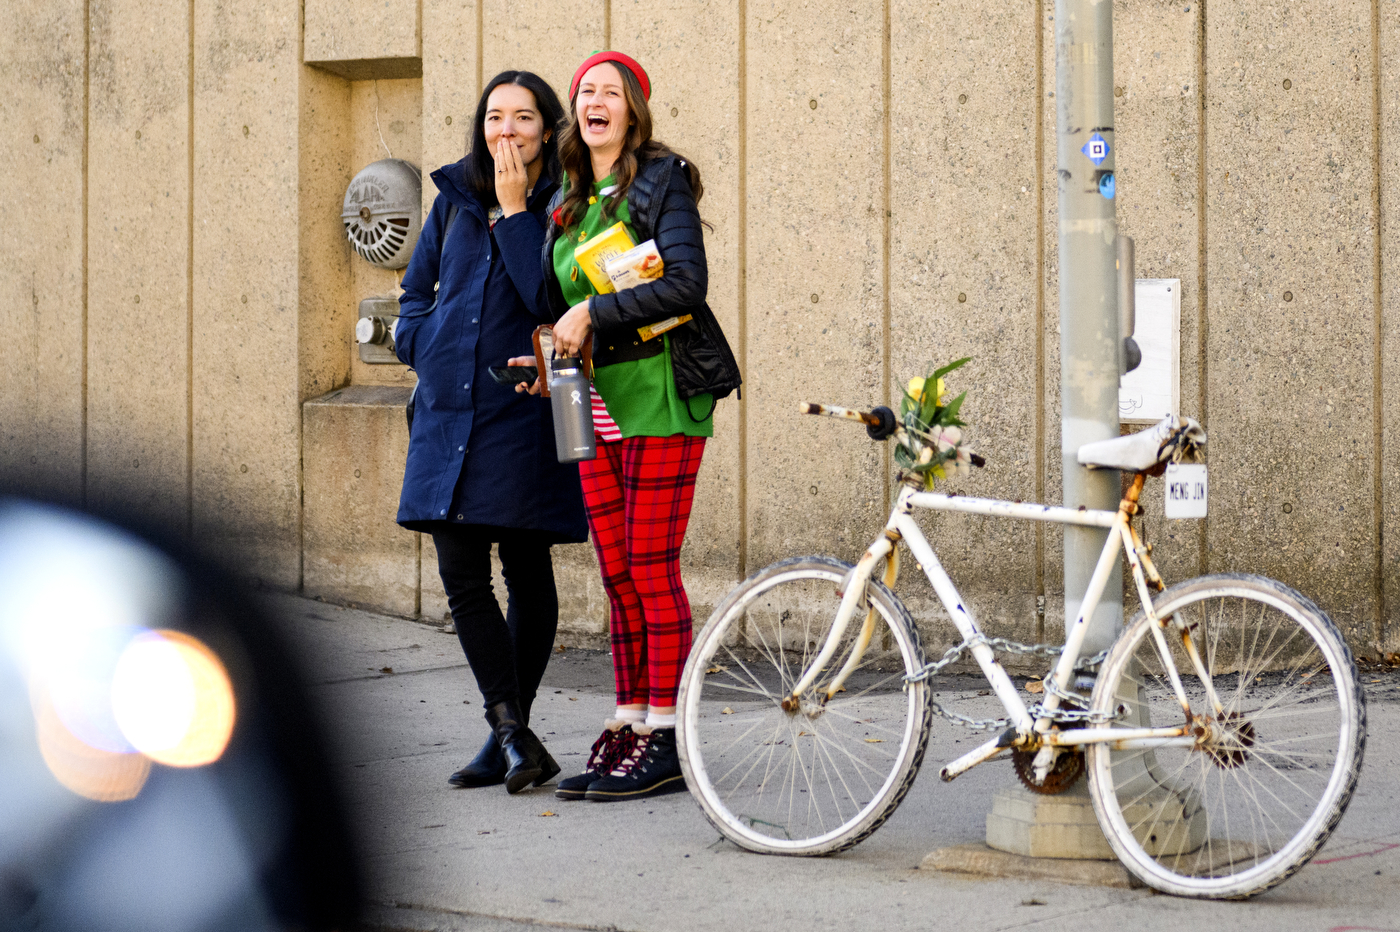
[{"x1": 1119, "y1": 278, "x2": 1181, "y2": 424}]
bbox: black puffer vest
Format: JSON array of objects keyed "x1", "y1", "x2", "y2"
[{"x1": 541, "y1": 154, "x2": 742, "y2": 401}]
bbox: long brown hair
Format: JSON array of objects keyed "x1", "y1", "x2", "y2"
[{"x1": 556, "y1": 61, "x2": 703, "y2": 231}]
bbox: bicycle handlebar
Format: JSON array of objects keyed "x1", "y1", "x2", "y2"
[
  {"x1": 799, "y1": 402, "x2": 986, "y2": 467},
  {"x1": 798, "y1": 402, "x2": 887, "y2": 428}
]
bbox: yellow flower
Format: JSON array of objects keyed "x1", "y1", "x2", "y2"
[{"x1": 907, "y1": 376, "x2": 949, "y2": 406}]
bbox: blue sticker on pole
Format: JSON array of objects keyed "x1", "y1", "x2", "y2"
[
  {"x1": 1081, "y1": 133, "x2": 1110, "y2": 166},
  {"x1": 1099, "y1": 173, "x2": 1115, "y2": 199}
]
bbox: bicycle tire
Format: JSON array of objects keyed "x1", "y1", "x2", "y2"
[
  {"x1": 1086, "y1": 573, "x2": 1365, "y2": 899},
  {"x1": 677, "y1": 556, "x2": 932, "y2": 856}
]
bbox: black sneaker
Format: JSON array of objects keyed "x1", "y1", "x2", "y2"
[
  {"x1": 555, "y1": 724, "x2": 635, "y2": 801},
  {"x1": 585, "y1": 727, "x2": 685, "y2": 801}
]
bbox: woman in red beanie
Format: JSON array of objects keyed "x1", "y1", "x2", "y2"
[{"x1": 540, "y1": 51, "x2": 741, "y2": 802}]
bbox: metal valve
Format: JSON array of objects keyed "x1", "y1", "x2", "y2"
[
  {"x1": 355, "y1": 316, "x2": 390, "y2": 346},
  {"x1": 356, "y1": 296, "x2": 402, "y2": 364}
]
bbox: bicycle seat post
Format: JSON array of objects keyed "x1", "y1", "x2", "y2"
[{"x1": 1119, "y1": 473, "x2": 1146, "y2": 516}]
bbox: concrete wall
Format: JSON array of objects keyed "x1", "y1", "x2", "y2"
[{"x1": 2, "y1": 0, "x2": 1396, "y2": 658}]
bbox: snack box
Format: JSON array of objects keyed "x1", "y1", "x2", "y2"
[
  {"x1": 605, "y1": 239, "x2": 665, "y2": 291},
  {"x1": 573, "y1": 222, "x2": 635, "y2": 294}
]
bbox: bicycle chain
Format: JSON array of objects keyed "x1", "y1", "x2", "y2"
[{"x1": 904, "y1": 636, "x2": 1118, "y2": 731}]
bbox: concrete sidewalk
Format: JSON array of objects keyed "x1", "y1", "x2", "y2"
[{"x1": 273, "y1": 594, "x2": 1400, "y2": 932}]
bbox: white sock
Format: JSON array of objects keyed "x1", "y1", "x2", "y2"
[
  {"x1": 614, "y1": 706, "x2": 646, "y2": 725},
  {"x1": 645, "y1": 710, "x2": 677, "y2": 729}
]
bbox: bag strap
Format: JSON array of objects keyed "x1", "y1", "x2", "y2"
[
  {"x1": 685, "y1": 393, "x2": 716, "y2": 423},
  {"x1": 397, "y1": 202, "x2": 460, "y2": 321},
  {"x1": 443, "y1": 202, "x2": 459, "y2": 244}
]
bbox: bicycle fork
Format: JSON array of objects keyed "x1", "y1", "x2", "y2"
[{"x1": 780, "y1": 531, "x2": 899, "y2": 710}]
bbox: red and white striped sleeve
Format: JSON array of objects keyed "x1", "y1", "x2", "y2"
[{"x1": 590, "y1": 385, "x2": 622, "y2": 443}]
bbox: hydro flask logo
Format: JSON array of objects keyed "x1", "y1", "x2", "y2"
[{"x1": 571, "y1": 390, "x2": 582, "y2": 406}]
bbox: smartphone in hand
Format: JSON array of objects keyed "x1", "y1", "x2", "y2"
[{"x1": 488, "y1": 365, "x2": 539, "y2": 386}]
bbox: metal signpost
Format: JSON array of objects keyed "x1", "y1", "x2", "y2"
[
  {"x1": 1055, "y1": 0, "x2": 1123, "y2": 661},
  {"x1": 984, "y1": 0, "x2": 1126, "y2": 859}
]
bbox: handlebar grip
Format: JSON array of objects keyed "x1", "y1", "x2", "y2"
[
  {"x1": 865, "y1": 406, "x2": 897, "y2": 440},
  {"x1": 799, "y1": 403, "x2": 899, "y2": 441}
]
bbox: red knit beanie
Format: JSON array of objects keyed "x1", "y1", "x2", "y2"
[{"x1": 570, "y1": 51, "x2": 651, "y2": 101}]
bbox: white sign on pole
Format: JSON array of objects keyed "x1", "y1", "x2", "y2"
[{"x1": 1119, "y1": 279, "x2": 1181, "y2": 424}]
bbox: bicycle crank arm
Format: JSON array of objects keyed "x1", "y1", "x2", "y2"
[{"x1": 940, "y1": 726, "x2": 1022, "y2": 782}]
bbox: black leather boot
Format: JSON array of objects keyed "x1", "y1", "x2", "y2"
[
  {"x1": 448, "y1": 732, "x2": 506, "y2": 788},
  {"x1": 485, "y1": 700, "x2": 561, "y2": 794}
]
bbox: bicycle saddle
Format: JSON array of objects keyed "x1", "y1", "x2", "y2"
[{"x1": 1077, "y1": 415, "x2": 1206, "y2": 472}]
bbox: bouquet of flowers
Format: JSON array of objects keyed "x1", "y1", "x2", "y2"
[{"x1": 895, "y1": 357, "x2": 975, "y2": 488}]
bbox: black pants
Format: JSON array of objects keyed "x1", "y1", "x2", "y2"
[{"x1": 431, "y1": 525, "x2": 558, "y2": 717}]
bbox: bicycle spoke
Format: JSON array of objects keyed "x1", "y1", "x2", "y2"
[
  {"x1": 719, "y1": 642, "x2": 781, "y2": 698},
  {"x1": 716, "y1": 718, "x2": 787, "y2": 799},
  {"x1": 704, "y1": 678, "x2": 784, "y2": 700}
]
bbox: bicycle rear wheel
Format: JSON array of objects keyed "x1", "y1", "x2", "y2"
[
  {"x1": 677, "y1": 556, "x2": 931, "y2": 855},
  {"x1": 1086, "y1": 573, "x2": 1365, "y2": 898}
]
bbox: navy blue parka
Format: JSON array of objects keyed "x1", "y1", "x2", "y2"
[{"x1": 394, "y1": 160, "x2": 587, "y2": 542}]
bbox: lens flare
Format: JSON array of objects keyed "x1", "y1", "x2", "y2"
[
  {"x1": 45, "y1": 625, "x2": 142, "y2": 754},
  {"x1": 112, "y1": 630, "x2": 236, "y2": 768},
  {"x1": 32, "y1": 679, "x2": 150, "y2": 802}
]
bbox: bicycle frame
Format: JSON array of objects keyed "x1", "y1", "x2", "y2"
[{"x1": 784, "y1": 475, "x2": 1224, "y2": 784}]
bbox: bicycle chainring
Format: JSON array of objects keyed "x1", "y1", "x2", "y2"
[{"x1": 1011, "y1": 748, "x2": 1085, "y2": 795}]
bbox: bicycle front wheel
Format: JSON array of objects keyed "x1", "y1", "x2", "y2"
[
  {"x1": 1086, "y1": 573, "x2": 1366, "y2": 899},
  {"x1": 677, "y1": 556, "x2": 931, "y2": 855}
]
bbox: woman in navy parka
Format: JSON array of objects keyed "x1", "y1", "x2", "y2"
[{"x1": 394, "y1": 71, "x2": 586, "y2": 794}]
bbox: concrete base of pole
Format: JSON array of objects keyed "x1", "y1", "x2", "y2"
[
  {"x1": 984, "y1": 781, "x2": 1115, "y2": 860},
  {"x1": 984, "y1": 771, "x2": 1209, "y2": 862}
]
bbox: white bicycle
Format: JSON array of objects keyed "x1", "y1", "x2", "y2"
[{"x1": 676, "y1": 403, "x2": 1365, "y2": 899}]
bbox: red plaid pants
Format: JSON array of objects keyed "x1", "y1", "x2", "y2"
[{"x1": 579, "y1": 435, "x2": 705, "y2": 708}]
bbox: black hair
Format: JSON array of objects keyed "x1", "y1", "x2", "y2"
[{"x1": 465, "y1": 71, "x2": 566, "y2": 207}]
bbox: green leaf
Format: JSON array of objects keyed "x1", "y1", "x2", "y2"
[
  {"x1": 920, "y1": 395, "x2": 941, "y2": 426},
  {"x1": 941, "y1": 391, "x2": 967, "y2": 424},
  {"x1": 930, "y1": 356, "x2": 971, "y2": 382}
]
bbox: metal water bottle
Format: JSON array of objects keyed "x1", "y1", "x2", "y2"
[{"x1": 550, "y1": 356, "x2": 596, "y2": 463}]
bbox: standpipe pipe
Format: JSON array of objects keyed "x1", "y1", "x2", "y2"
[{"x1": 1056, "y1": 0, "x2": 1123, "y2": 658}]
